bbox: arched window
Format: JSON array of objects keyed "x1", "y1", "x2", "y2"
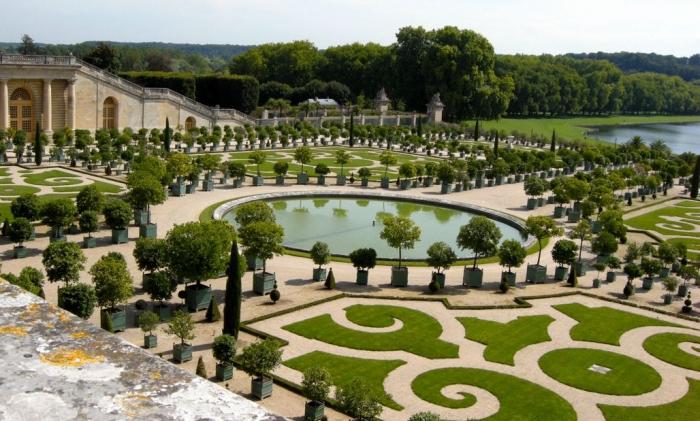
[
  {"x1": 185, "y1": 116, "x2": 196, "y2": 131},
  {"x1": 103, "y1": 97, "x2": 117, "y2": 129},
  {"x1": 9, "y1": 88, "x2": 33, "y2": 134}
]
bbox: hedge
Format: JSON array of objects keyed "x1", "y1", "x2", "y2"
[{"x1": 120, "y1": 71, "x2": 196, "y2": 99}]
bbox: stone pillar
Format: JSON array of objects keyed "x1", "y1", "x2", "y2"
[
  {"x1": 66, "y1": 78, "x2": 76, "y2": 130},
  {"x1": 412, "y1": 112, "x2": 417, "y2": 127},
  {"x1": 360, "y1": 114, "x2": 365, "y2": 125},
  {"x1": 0, "y1": 79, "x2": 8, "y2": 129},
  {"x1": 43, "y1": 79, "x2": 53, "y2": 133},
  {"x1": 378, "y1": 114, "x2": 384, "y2": 126},
  {"x1": 396, "y1": 115, "x2": 400, "y2": 127}
]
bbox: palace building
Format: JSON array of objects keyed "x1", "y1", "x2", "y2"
[{"x1": 0, "y1": 54, "x2": 253, "y2": 138}]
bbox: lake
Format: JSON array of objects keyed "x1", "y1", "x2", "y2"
[{"x1": 590, "y1": 122, "x2": 700, "y2": 154}]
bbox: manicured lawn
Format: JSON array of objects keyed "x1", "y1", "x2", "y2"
[
  {"x1": 411, "y1": 367, "x2": 576, "y2": 420},
  {"x1": 599, "y1": 378, "x2": 700, "y2": 421},
  {"x1": 22, "y1": 169, "x2": 81, "y2": 186},
  {"x1": 539, "y1": 348, "x2": 661, "y2": 395},
  {"x1": 53, "y1": 180, "x2": 122, "y2": 194},
  {"x1": 283, "y1": 351, "x2": 405, "y2": 410},
  {"x1": 553, "y1": 303, "x2": 679, "y2": 345},
  {"x1": 626, "y1": 201, "x2": 700, "y2": 238},
  {"x1": 0, "y1": 185, "x2": 41, "y2": 196},
  {"x1": 479, "y1": 115, "x2": 700, "y2": 143},
  {"x1": 458, "y1": 315, "x2": 554, "y2": 365},
  {"x1": 0, "y1": 177, "x2": 13, "y2": 184},
  {"x1": 643, "y1": 332, "x2": 700, "y2": 371},
  {"x1": 283, "y1": 304, "x2": 459, "y2": 359}
]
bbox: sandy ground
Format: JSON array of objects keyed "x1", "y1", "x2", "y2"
[{"x1": 1, "y1": 164, "x2": 698, "y2": 420}]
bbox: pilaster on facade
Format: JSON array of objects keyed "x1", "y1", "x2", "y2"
[
  {"x1": 0, "y1": 78, "x2": 8, "y2": 129},
  {"x1": 43, "y1": 78, "x2": 53, "y2": 133}
]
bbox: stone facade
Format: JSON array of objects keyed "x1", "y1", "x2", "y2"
[{"x1": 0, "y1": 54, "x2": 253, "y2": 135}]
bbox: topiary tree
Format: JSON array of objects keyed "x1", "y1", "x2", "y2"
[
  {"x1": 310, "y1": 241, "x2": 331, "y2": 281},
  {"x1": 11, "y1": 194, "x2": 41, "y2": 221},
  {"x1": 76, "y1": 184, "x2": 105, "y2": 214},
  {"x1": 324, "y1": 268, "x2": 336, "y2": 289},
  {"x1": 568, "y1": 219, "x2": 592, "y2": 265},
  {"x1": 524, "y1": 176, "x2": 545, "y2": 199},
  {"x1": 91, "y1": 254, "x2": 133, "y2": 312},
  {"x1": 165, "y1": 309, "x2": 195, "y2": 346},
  {"x1": 525, "y1": 216, "x2": 563, "y2": 266},
  {"x1": 640, "y1": 257, "x2": 662, "y2": 280},
  {"x1": 102, "y1": 198, "x2": 132, "y2": 230},
  {"x1": 302, "y1": 366, "x2": 331, "y2": 416},
  {"x1": 657, "y1": 241, "x2": 679, "y2": 271},
  {"x1": 399, "y1": 162, "x2": 416, "y2": 182},
  {"x1": 379, "y1": 151, "x2": 398, "y2": 179},
  {"x1": 498, "y1": 239, "x2": 526, "y2": 274},
  {"x1": 133, "y1": 237, "x2": 167, "y2": 274},
  {"x1": 552, "y1": 239, "x2": 578, "y2": 270},
  {"x1": 238, "y1": 220, "x2": 284, "y2": 275},
  {"x1": 380, "y1": 215, "x2": 421, "y2": 268},
  {"x1": 234, "y1": 201, "x2": 275, "y2": 227},
  {"x1": 273, "y1": 160, "x2": 289, "y2": 177},
  {"x1": 223, "y1": 240, "x2": 243, "y2": 338},
  {"x1": 205, "y1": 295, "x2": 221, "y2": 322},
  {"x1": 78, "y1": 210, "x2": 99, "y2": 238},
  {"x1": 213, "y1": 334, "x2": 237, "y2": 368},
  {"x1": 294, "y1": 146, "x2": 313, "y2": 174},
  {"x1": 138, "y1": 310, "x2": 159, "y2": 337},
  {"x1": 41, "y1": 197, "x2": 77, "y2": 239},
  {"x1": 314, "y1": 163, "x2": 330, "y2": 176},
  {"x1": 248, "y1": 150, "x2": 267, "y2": 176},
  {"x1": 591, "y1": 231, "x2": 618, "y2": 257},
  {"x1": 239, "y1": 338, "x2": 282, "y2": 383},
  {"x1": 127, "y1": 172, "x2": 166, "y2": 224},
  {"x1": 335, "y1": 149, "x2": 350, "y2": 177},
  {"x1": 9, "y1": 217, "x2": 32, "y2": 248},
  {"x1": 336, "y1": 378, "x2": 383, "y2": 420},
  {"x1": 56, "y1": 282, "x2": 96, "y2": 319},
  {"x1": 426, "y1": 242, "x2": 457, "y2": 274},
  {"x1": 42, "y1": 241, "x2": 86, "y2": 286},
  {"x1": 457, "y1": 216, "x2": 502, "y2": 270}
]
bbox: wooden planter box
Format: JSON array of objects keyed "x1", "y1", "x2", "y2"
[
  {"x1": 575, "y1": 262, "x2": 586, "y2": 276},
  {"x1": 553, "y1": 206, "x2": 565, "y2": 218},
  {"x1": 139, "y1": 223, "x2": 157, "y2": 239},
  {"x1": 297, "y1": 173, "x2": 309, "y2": 185},
  {"x1": 83, "y1": 236, "x2": 97, "y2": 249},
  {"x1": 252, "y1": 377, "x2": 273, "y2": 400},
  {"x1": 317, "y1": 175, "x2": 326, "y2": 185},
  {"x1": 111, "y1": 228, "x2": 129, "y2": 244},
  {"x1": 501, "y1": 271, "x2": 516, "y2": 286},
  {"x1": 664, "y1": 294, "x2": 673, "y2": 305},
  {"x1": 312, "y1": 268, "x2": 327, "y2": 282},
  {"x1": 423, "y1": 177, "x2": 434, "y2": 187},
  {"x1": 567, "y1": 210, "x2": 581, "y2": 223},
  {"x1": 144, "y1": 334, "x2": 157, "y2": 349},
  {"x1": 173, "y1": 343, "x2": 192, "y2": 363},
  {"x1": 554, "y1": 266, "x2": 568, "y2": 281},
  {"x1": 275, "y1": 175, "x2": 285, "y2": 185},
  {"x1": 642, "y1": 277, "x2": 654, "y2": 290},
  {"x1": 304, "y1": 401, "x2": 325, "y2": 421},
  {"x1": 380, "y1": 177, "x2": 390, "y2": 188},
  {"x1": 337, "y1": 175, "x2": 347, "y2": 186},
  {"x1": 606, "y1": 272, "x2": 616, "y2": 283},
  {"x1": 202, "y1": 179, "x2": 214, "y2": 191},
  {"x1": 361, "y1": 178, "x2": 369, "y2": 187},
  {"x1": 391, "y1": 266, "x2": 408, "y2": 287},
  {"x1": 356, "y1": 270, "x2": 369, "y2": 285},
  {"x1": 434, "y1": 272, "x2": 446, "y2": 288},
  {"x1": 171, "y1": 181, "x2": 186, "y2": 197},
  {"x1": 253, "y1": 272, "x2": 276, "y2": 295},
  {"x1": 134, "y1": 209, "x2": 149, "y2": 226},
  {"x1": 246, "y1": 254, "x2": 263, "y2": 271},
  {"x1": 101, "y1": 308, "x2": 126, "y2": 332},
  {"x1": 157, "y1": 303, "x2": 171, "y2": 321},
  {"x1": 185, "y1": 284, "x2": 212, "y2": 312},
  {"x1": 463, "y1": 268, "x2": 483, "y2": 288},
  {"x1": 679, "y1": 284, "x2": 689, "y2": 297},
  {"x1": 526, "y1": 264, "x2": 547, "y2": 283},
  {"x1": 400, "y1": 179, "x2": 411, "y2": 190},
  {"x1": 441, "y1": 182, "x2": 452, "y2": 194},
  {"x1": 216, "y1": 363, "x2": 235, "y2": 381},
  {"x1": 527, "y1": 198, "x2": 538, "y2": 210},
  {"x1": 537, "y1": 197, "x2": 546, "y2": 207},
  {"x1": 252, "y1": 176, "x2": 264, "y2": 186}
]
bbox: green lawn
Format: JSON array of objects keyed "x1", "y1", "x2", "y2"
[
  {"x1": 539, "y1": 348, "x2": 661, "y2": 395},
  {"x1": 411, "y1": 367, "x2": 576, "y2": 420},
  {"x1": 283, "y1": 351, "x2": 405, "y2": 410},
  {"x1": 626, "y1": 201, "x2": 700, "y2": 238},
  {"x1": 553, "y1": 303, "x2": 679, "y2": 345},
  {"x1": 0, "y1": 185, "x2": 41, "y2": 196},
  {"x1": 0, "y1": 177, "x2": 13, "y2": 184},
  {"x1": 52, "y1": 180, "x2": 122, "y2": 194},
  {"x1": 479, "y1": 115, "x2": 700, "y2": 143},
  {"x1": 643, "y1": 332, "x2": 700, "y2": 371},
  {"x1": 458, "y1": 315, "x2": 554, "y2": 365},
  {"x1": 599, "y1": 378, "x2": 700, "y2": 421},
  {"x1": 283, "y1": 304, "x2": 459, "y2": 359},
  {"x1": 0, "y1": 168, "x2": 9, "y2": 176},
  {"x1": 22, "y1": 169, "x2": 81, "y2": 186}
]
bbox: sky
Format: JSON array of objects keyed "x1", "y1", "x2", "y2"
[{"x1": 2, "y1": 0, "x2": 699, "y2": 56}]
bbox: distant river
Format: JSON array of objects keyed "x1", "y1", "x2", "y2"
[{"x1": 590, "y1": 122, "x2": 700, "y2": 154}]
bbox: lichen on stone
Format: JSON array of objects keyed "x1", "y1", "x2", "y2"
[
  {"x1": 0, "y1": 326, "x2": 28, "y2": 336},
  {"x1": 39, "y1": 348, "x2": 105, "y2": 367}
]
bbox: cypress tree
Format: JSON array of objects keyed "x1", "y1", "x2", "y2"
[
  {"x1": 34, "y1": 122, "x2": 42, "y2": 166},
  {"x1": 206, "y1": 296, "x2": 221, "y2": 322},
  {"x1": 324, "y1": 267, "x2": 336, "y2": 289},
  {"x1": 493, "y1": 132, "x2": 499, "y2": 158},
  {"x1": 550, "y1": 130, "x2": 556, "y2": 153},
  {"x1": 196, "y1": 356, "x2": 207, "y2": 378},
  {"x1": 223, "y1": 240, "x2": 241, "y2": 338},
  {"x1": 473, "y1": 120, "x2": 479, "y2": 141},
  {"x1": 164, "y1": 117, "x2": 171, "y2": 153},
  {"x1": 417, "y1": 115, "x2": 423, "y2": 138},
  {"x1": 691, "y1": 156, "x2": 700, "y2": 199},
  {"x1": 1, "y1": 218, "x2": 9, "y2": 236},
  {"x1": 348, "y1": 111, "x2": 354, "y2": 147}
]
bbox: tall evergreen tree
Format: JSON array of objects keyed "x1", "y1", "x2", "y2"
[
  {"x1": 164, "y1": 117, "x2": 171, "y2": 153},
  {"x1": 223, "y1": 240, "x2": 241, "y2": 338},
  {"x1": 34, "y1": 122, "x2": 42, "y2": 166},
  {"x1": 417, "y1": 116, "x2": 423, "y2": 138},
  {"x1": 691, "y1": 156, "x2": 700, "y2": 199},
  {"x1": 348, "y1": 110, "x2": 354, "y2": 147},
  {"x1": 473, "y1": 120, "x2": 479, "y2": 141},
  {"x1": 550, "y1": 130, "x2": 556, "y2": 153},
  {"x1": 493, "y1": 132, "x2": 499, "y2": 158}
]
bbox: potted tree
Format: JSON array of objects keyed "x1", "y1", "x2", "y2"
[
  {"x1": 426, "y1": 241, "x2": 457, "y2": 288},
  {"x1": 310, "y1": 241, "x2": 330, "y2": 282},
  {"x1": 335, "y1": 149, "x2": 350, "y2": 185},
  {"x1": 41, "y1": 198, "x2": 77, "y2": 243},
  {"x1": 213, "y1": 334, "x2": 237, "y2": 381},
  {"x1": 315, "y1": 163, "x2": 330, "y2": 185},
  {"x1": 524, "y1": 177, "x2": 546, "y2": 209},
  {"x1": 248, "y1": 150, "x2": 266, "y2": 186},
  {"x1": 569, "y1": 220, "x2": 593, "y2": 275},
  {"x1": 423, "y1": 162, "x2": 436, "y2": 187},
  {"x1": 498, "y1": 239, "x2": 526, "y2": 286},
  {"x1": 227, "y1": 161, "x2": 247, "y2": 188},
  {"x1": 657, "y1": 241, "x2": 678, "y2": 278},
  {"x1": 591, "y1": 231, "x2": 618, "y2": 269},
  {"x1": 525, "y1": 216, "x2": 563, "y2": 283},
  {"x1": 358, "y1": 167, "x2": 372, "y2": 187},
  {"x1": 551, "y1": 239, "x2": 577, "y2": 281},
  {"x1": 302, "y1": 367, "x2": 331, "y2": 421},
  {"x1": 199, "y1": 154, "x2": 221, "y2": 191},
  {"x1": 399, "y1": 162, "x2": 416, "y2": 190},
  {"x1": 164, "y1": 310, "x2": 195, "y2": 363},
  {"x1": 165, "y1": 220, "x2": 235, "y2": 311},
  {"x1": 294, "y1": 146, "x2": 312, "y2": 184},
  {"x1": 138, "y1": 310, "x2": 159, "y2": 349},
  {"x1": 235, "y1": 201, "x2": 275, "y2": 270},
  {"x1": 91, "y1": 253, "x2": 133, "y2": 333},
  {"x1": 166, "y1": 152, "x2": 192, "y2": 196},
  {"x1": 127, "y1": 172, "x2": 165, "y2": 238},
  {"x1": 78, "y1": 210, "x2": 99, "y2": 248},
  {"x1": 134, "y1": 237, "x2": 167, "y2": 286},
  {"x1": 273, "y1": 161, "x2": 288, "y2": 185},
  {"x1": 623, "y1": 263, "x2": 642, "y2": 298},
  {"x1": 103, "y1": 198, "x2": 132, "y2": 244},
  {"x1": 43, "y1": 241, "x2": 88, "y2": 315},
  {"x1": 677, "y1": 264, "x2": 698, "y2": 297},
  {"x1": 9, "y1": 217, "x2": 32, "y2": 258},
  {"x1": 640, "y1": 258, "x2": 662, "y2": 289},
  {"x1": 436, "y1": 162, "x2": 456, "y2": 194},
  {"x1": 457, "y1": 216, "x2": 502, "y2": 288},
  {"x1": 56, "y1": 282, "x2": 96, "y2": 320},
  {"x1": 606, "y1": 256, "x2": 621, "y2": 283},
  {"x1": 239, "y1": 220, "x2": 284, "y2": 295},
  {"x1": 380, "y1": 215, "x2": 421, "y2": 287},
  {"x1": 379, "y1": 151, "x2": 397, "y2": 188},
  {"x1": 349, "y1": 247, "x2": 377, "y2": 285},
  {"x1": 239, "y1": 339, "x2": 282, "y2": 399},
  {"x1": 662, "y1": 277, "x2": 679, "y2": 305}
]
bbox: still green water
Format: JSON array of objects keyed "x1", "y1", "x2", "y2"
[{"x1": 226, "y1": 196, "x2": 524, "y2": 260}]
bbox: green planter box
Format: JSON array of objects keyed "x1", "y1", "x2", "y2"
[
  {"x1": 537, "y1": 197, "x2": 546, "y2": 207},
  {"x1": 553, "y1": 206, "x2": 565, "y2": 218},
  {"x1": 202, "y1": 179, "x2": 214, "y2": 191},
  {"x1": 157, "y1": 304, "x2": 171, "y2": 321},
  {"x1": 501, "y1": 271, "x2": 516, "y2": 286},
  {"x1": 567, "y1": 210, "x2": 581, "y2": 223},
  {"x1": 275, "y1": 175, "x2": 285, "y2": 185},
  {"x1": 664, "y1": 294, "x2": 673, "y2": 305},
  {"x1": 591, "y1": 220, "x2": 602, "y2": 234},
  {"x1": 495, "y1": 175, "x2": 503, "y2": 185},
  {"x1": 233, "y1": 178, "x2": 243, "y2": 188},
  {"x1": 297, "y1": 173, "x2": 309, "y2": 185},
  {"x1": 13, "y1": 246, "x2": 27, "y2": 259},
  {"x1": 554, "y1": 266, "x2": 568, "y2": 281},
  {"x1": 171, "y1": 182, "x2": 186, "y2": 196},
  {"x1": 463, "y1": 268, "x2": 483, "y2": 288},
  {"x1": 101, "y1": 309, "x2": 126, "y2": 332},
  {"x1": 185, "y1": 183, "x2": 197, "y2": 194},
  {"x1": 593, "y1": 278, "x2": 601, "y2": 288},
  {"x1": 337, "y1": 175, "x2": 346, "y2": 186},
  {"x1": 185, "y1": 284, "x2": 212, "y2": 312},
  {"x1": 380, "y1": 177, "x2": 390, "y2": 188},
  {"x1": 139, "y1": 223, "x2": 157, "y2": 239},
  {"x1": 49, "y1": 234, "x2": 66, "y2": 244},
  {"x1": 441, "y1": 182, "x2": 452, "y2": 194},
  {"x1": 361, "y1": 178, "x2": 369, "y2": 187},
  {"x1": 252, "y1": 176, "x2": 264, "y2": 186},
  {"x1": 111, "y1": 228, "x2": 129, "y2": 244},
  {"x1": 575, "y1": 262, "x2": 586, "y2": 276},
  {"x1": 660, "y1": 267, "x2": 670, "y2": 278},
  {"x1": 679, "y1": 284, "x2": 689, "y2": 297},
  {"x1": 356, "y1": 270, "x2": 369, "y2": 285},
  {"x1": 400, "y1": 179, "x2": 411, "y2": 190},
  {"x1": 606, "y1": 272, "x2": 616, "y2": 283},
  {"x1": 423, "y1": 177, "x2": 434, "y2": 187},
  {"x1": 252, "y1": 377, "x2": 274, "y2": 400},
  {"x1": 219, "y1": 176, "x2": 229, "y2": 185},
  {"x1": 216, "y1": 363, "x2": 235, "y2": 381},
  {"x1": 83, "y1": 236, "x2": 97, "y2": 249},
  {"x1": 144, "y1": 334, "x2": 157, "y2": 349},
  {"x1": 317, "y1": 175, "x2": 326, "y2": 185},
  {"x1": 642, "y1": 277, "x2": 654, "y2": 290},
  {"x1": 304, "y1": 401, "x2": 325, "y2": 421},
  {"x1": 391, "y1": 266, "x2": 409, "y2": 287},
  {"x1": 526, "y1": 264, "x2": 547, "y2": 283},
  {"x1": 173, "y1": 343, "x2": 192, "y2": 363},
  {"x1": 312, "y1": 268, "x2": 327, "y2": 282},
  {"x1": 434, "y1": 272, "x2": 446, "y2": 288},
  {"x1": 475, "y1": 178, "x2": 484, "y2": 188},
  {"x1": 253, "y1": 272, "x2": 276, "y2": 295},
  {"x1": 246, "y1": 254, "x2": 263, "y2": 271},
  {"x1": 134, "y1": 209, "x2": 149, "y2": 226},
  {"x1": 527, "y1": 198, "x2": 538, "y2": 210},
  {"x1": 454, "y1": 183, "x2": 463, "y2": 192},
  {"x1": 487, "y1": 179, "x2": 494, "y2": 187}
]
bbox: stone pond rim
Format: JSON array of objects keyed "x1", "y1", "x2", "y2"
[{"x1": 213, "y1": 190, "x2": 535, "y2": 261}]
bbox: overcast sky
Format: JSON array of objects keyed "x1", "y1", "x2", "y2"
[{"x1": 2, "y1": 0, "x2": 698, "y2": 56}]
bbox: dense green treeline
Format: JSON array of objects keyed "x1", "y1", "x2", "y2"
[{"x1": 567, "y1": 52, "x2": 700, "y2": 82}]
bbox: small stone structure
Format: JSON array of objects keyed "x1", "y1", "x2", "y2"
[
  {"x1": 374, "y1": 87, "x2": 391, "y2": 115},
  {"x1": 427, "y1": 93, "x2": 445, "y2": 123}
]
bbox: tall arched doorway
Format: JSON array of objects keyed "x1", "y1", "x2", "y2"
[
  {"x1": 185, "y1": 116, "x2": 196, "y2": 131},
  {"x1": 9, "y1": 88, "x2": 33, "y2": 136},
  {"x1": 103, "y1": 97, "x2": 117, "y2": 129}
]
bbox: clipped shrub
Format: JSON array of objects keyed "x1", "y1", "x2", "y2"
[
  {"x1": 409, "y1": 413, "x2": 442, "y2": 421},
  {"x1": 57, "y1": 283, "x2": 96, "y2": 319},
  {"x1": 324, "y1": 268, "x2": 336, "y2": 289},
  {"x1": 213, "y1": 334, "x2": 237, "y2": 366},
  {"x1": 206, "y1": 296, "x2": 221, "y2": 322},
  {"x1": 196, "y1": 355, "x2": 208, "y2": 378}
]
